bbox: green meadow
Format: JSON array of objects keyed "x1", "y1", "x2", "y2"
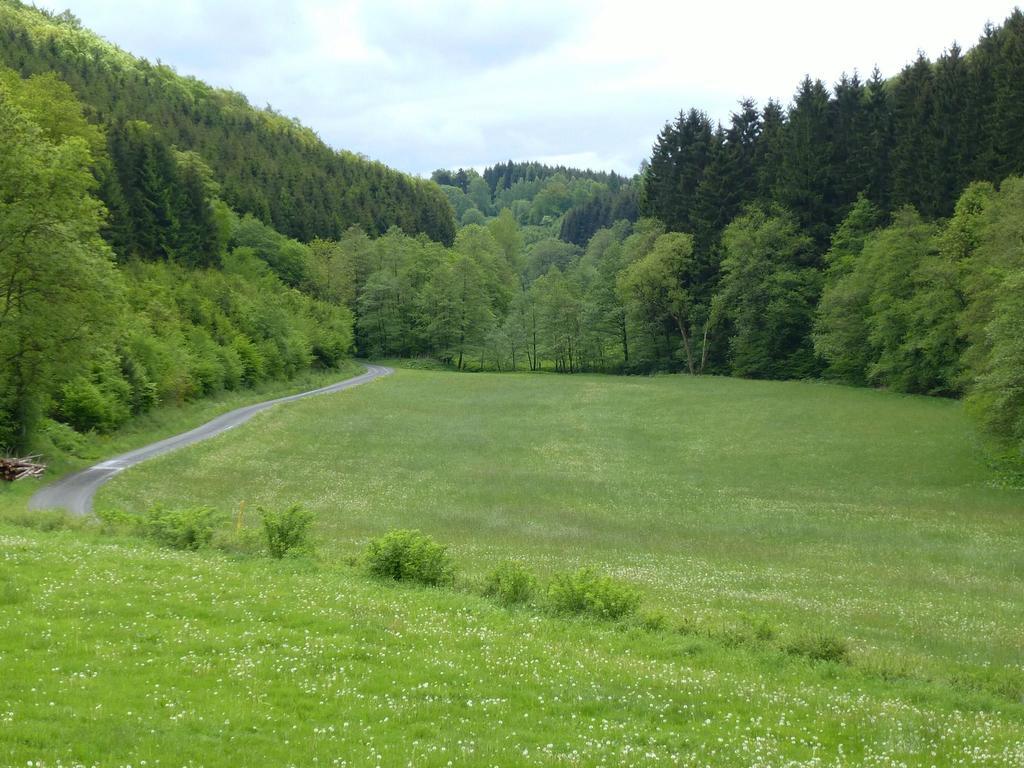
[
  {"x1": 3, "y1": 367, "x2": 1023, "y2": 766},
  {"x1": 98, "y1": 369, "x2": 1024, "y2": 677}
]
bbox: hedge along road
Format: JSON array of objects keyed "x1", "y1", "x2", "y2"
[{"x1": 29, "y1": 364, "x2": 394, "y2": 516}]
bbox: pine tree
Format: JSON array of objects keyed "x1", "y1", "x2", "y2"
[
  {"x1": 776, "y1": 78, "x2": 835, "y2": 248},
  {"x1": 641, "y1": 109, "x2": 714, "y2": 233},
  {"x1": 830, "y1": 72, "x2": 871, "y2": 209},
  {"x1": 863, "y1": 67, "x2": 892, "y2": 210},
  {"x1": 889, "y1": 55, "x2": 939, "y2": 216},
  {"x1": 991, "y1": 10, "x2": 1024, "y2": 180},
  {"x1": 931, "y1": 44, "x2": 971, "y2": 215}
]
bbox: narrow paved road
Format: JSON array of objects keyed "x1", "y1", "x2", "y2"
[{"x1": 29, "y1": 364, "x2": 393, "y2": 516}]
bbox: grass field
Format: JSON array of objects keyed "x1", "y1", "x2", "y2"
[
  {"x1": 4, "y1": 366, "x2": 1024, "y2": 765},
  {"x1": 98, "y1": 369, "x2": 1024, "y2": 676},
  {"x1": 2, "y1": 526, "x2": 1023, "y2": 767}
]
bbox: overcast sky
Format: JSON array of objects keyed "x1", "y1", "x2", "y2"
[{"x1": 40, "y1": 0, "x2": 1022, "y2": 176}]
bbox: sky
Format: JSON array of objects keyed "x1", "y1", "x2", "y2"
[{"x1": 39, "y1": 0, "x2": 1022, "y2": 177}]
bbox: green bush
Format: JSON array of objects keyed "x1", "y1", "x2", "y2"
[
  {"x1": 142, "y1": 505, "x2": 218, "y2": 550},
  {"x1": 785, "y1": 633, "x2": 851, "y2": 664},
  {"x1": 40, "y1": 418, "x2": 92, "y2": 457},
  {"x1": 363, "y1": 529, "x2": 453, "y2": 586},
  {"x1": 94, "y1": 507, "x2": 141, "y2": 535},
  {"x1": 261, "y1": 504, "x2": 314, "y2": 558},
  {"x1": 547, "y1": 567, "x2": 642, "y2": 621},
  {"x1": 484, "y1": 561, "x2": 537, "y2": 606},
  {"x1": 56, "y1": 376, "x2": 129, "y2": 433}
]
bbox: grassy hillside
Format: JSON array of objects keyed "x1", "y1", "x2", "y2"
[
  {"x1": 2, "y1": 525, "x2": 1022, "y2": 768},
  {"x1": 96, "y1": 370, "x2": 1024, "y2": 687},
  {"x1": 4, "y1": 369, "x2": 1024, "y2": 764}
]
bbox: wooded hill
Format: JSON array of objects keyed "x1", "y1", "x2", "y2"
[
  {"x1": 431, "y1": 161, "x2": 639, "y2": 246},
  {"x1": 0, "y1": 0, "x2": 456, "y2": 246},
  {"x1": 643, "y1": 12, "x2": 1024, "y2": 250},
  {"x1": 0, "y1": 62, "x2": 357, "y2": 454}
]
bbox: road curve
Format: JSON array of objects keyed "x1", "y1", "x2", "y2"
[{"x1": 29, "y1": 363, "x2": 393, "y2": 516}]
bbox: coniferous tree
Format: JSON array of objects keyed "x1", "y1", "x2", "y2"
[
  {"x1": 863, "y1": 67, "x2": 893, "y2": 210},
  {"x1": 776, "y1": 78, "x2": 835, "y2": 247},
  {"x1": 642, "y1": 109, "x2": 715, "y2": 233},
  {"x1": 931, "y1": 44, "x2": 971, "y2": 215},
  {"x1": 991, "y1": 10, "x2": 1024, "y2": 180},
  {"x1": 830, "y1": 72, "x2": 872, "y2": 207},
  {"x1": 890, "y1": 55, "x2": 939, "y2": 216}
]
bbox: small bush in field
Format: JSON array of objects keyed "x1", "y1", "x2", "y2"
[
  {"x1": 41, "y1": 418, "x2": 92, "y2": 457},
  {"x1": 142, "y1": 505, "x2": 217, "y2": 550},
  {"x1": 94, "y1": 507, "x2": 140, "y2": 535},
  {"x1": 261, "y1": 504, "x2": 314, "y2": 558},
  {"x1": 364, "y1": 529, "x2": 453, "y2": 586},
  {"x1": 547, "y1": 567, "x2": 641, "y2": 621},
  {"x1": 785, "y1": 633, "x2": 851, "y2": 664},
  {"x1": 484, "y1": 561, "x2": 537, "y2": 606}
]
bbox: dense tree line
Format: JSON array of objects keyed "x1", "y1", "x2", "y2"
[
  {"x1": 434, "y1": 161, "x2": 629, "y2": 197},
  {"x1": 629, "y1": 10, "x2": 1024, "y2": 455},
  {"x1": 335, "y1": 12, "x2": 1024, "y2": 459},
  {"x1": 0, "y1": 0, "x2": 456, "y2": 246},
  {"x1": 644, "y1": 12, "x2": 1024, "y2": 245},
  {"x1": 0, "y1": 66, "x2": 354, "y2": 453},
  {"x1": 432, "y1": 162, "x2": 639, "y2": 241}
]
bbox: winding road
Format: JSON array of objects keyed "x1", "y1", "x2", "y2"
[{"x1": 29, "y1": 363, "x2": 393, "y2": 516}]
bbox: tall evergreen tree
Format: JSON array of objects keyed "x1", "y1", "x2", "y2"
[
  {"x1": 830, "y1": 72, "x2": 871, "y2": 207},
  {"x1": 889, "y1": 55, "x2": 939, "y2": 216},
  {"x1": 931, "y1": 44, "x2": 971, "y2": 215},
  {"x1": 642, "y1": 109, "x2": 715, "y2": 233},
  {"x1": 863, "y1": 67, "x2": 892, "y2": 210},
  {"x1": 776, "y1": 78, "x2": 835, "y2": 248}
]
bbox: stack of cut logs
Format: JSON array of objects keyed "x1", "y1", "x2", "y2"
[{"x1": 0, "y1": 456, "x2": 46, "y2": 482}]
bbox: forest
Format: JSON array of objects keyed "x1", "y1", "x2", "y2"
[
  {"x1": 337, "y1": 11, "x2": 1024, "y2": 459},
  {"x1": 0, "y1": 0, "x2": 456, "y2": 245},
  {"x1": 1, "y1": 0, "x2": 1022, "y2": 464}
]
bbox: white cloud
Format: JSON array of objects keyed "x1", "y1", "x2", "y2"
[{"x1": 41, "y1": 0, "x2": 1022, "y2": 175}]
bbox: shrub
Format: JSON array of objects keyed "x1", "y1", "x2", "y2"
[
  {"x1": 142, "y1": 505, "x2": 218, "y2": 550},
  {"x1": 55, "y1": 375, "x2": 130, "y2": 433},
  {"x1": 40, "y1": 419, "x2": 92, "y2": 457},
  {"x1": 94, "y1": 507, "x2": 141, "y2": 535},
  {"x1": 785, "y1": 633, "x2": 851, "y2": 664},
  {"x1": 364, "y1": 529, "x2": 453, "y2": 586},
  {"x1": 547, "y1": 567, "x2": 642, "y2": 621},
  {"x1": 484, "y1": 561, "x2": 537, "y2": 606},
  {"x1": 261, "y1": 504, "x2": 315, "y2": 558}
]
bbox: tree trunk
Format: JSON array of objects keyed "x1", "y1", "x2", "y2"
[
  {"x1": 673, "y1": 315, "x2": 696, "y2": 375},
  {"x1": 699, "y1": 321, "x2": 711, "y2": 374}
]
